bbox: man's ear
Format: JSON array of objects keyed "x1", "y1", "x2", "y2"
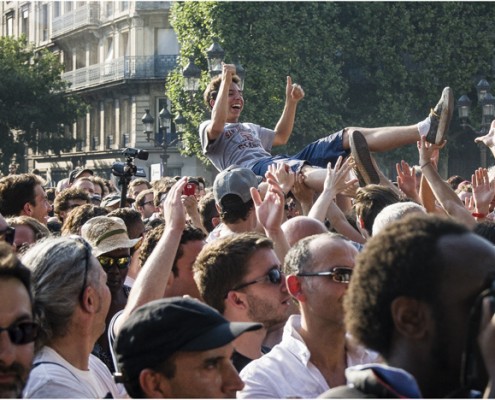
[
  {"x1": 225, "y1": 290, "x2": 247, "y2": 311},
  {"x1": 286, "y1": 275, "x2": 306, "y2": 302},
  {"x1": 391, "y1": 296, "x2": 431, "y2": 340},
  {"x1": 139, "y1": 368, "x2": 171, "y2": 398},
  {"x1": 22, "y1": 202, "x2": 33, "y2": 217},
  {"x1": 211, "y1": 216, "x2": 221, "y2": 228}
]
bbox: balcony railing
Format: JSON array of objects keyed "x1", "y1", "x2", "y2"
[
  {"x1": 52, "y1": 3, "x2": 100, "y2": 38},
  {"x1": 62, "y1": 55, "x2": 178, "y2": 91}
]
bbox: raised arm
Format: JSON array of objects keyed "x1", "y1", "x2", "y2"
[
  {"x1": 418, "y1": 137, "x2": 476, "y2": 228},
  {"x1": 272, "y1": 76, "x2": 305, "y2": 146},
  {"x1": 114, "y1": 177, "x2": 187, "y2": 334},
  {"x1": 206, "y1": 63, "x2": 237, "y2": 142}
]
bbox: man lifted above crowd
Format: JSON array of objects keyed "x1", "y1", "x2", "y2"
[{"x1": 200, "y1": 63, "x2": 453, "y2": 190}]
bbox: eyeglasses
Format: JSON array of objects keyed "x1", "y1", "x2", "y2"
[
  {"x1": 297, "y1": 267, "x2": 353, "y2": 284},
  {"x1": 97, "y1": 255, "x2": 131, "y2": 271},
  {"x1": 71, "y1": 236, "x2": 92, "y2": 303},
  {"x1": 229, "y1": 266, "x2": 283, "y2": 294},
  {"x1": 0, "y1": 226, "x2": 15, "y2": 245},
  {"x1": 0, "y1": 321, "x2": 40, "y2": 345},
  {"x1": 142, "y1": 200, "x2": 154, "y2": 207}
]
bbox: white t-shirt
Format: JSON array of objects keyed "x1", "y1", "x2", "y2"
[{"x1": 23, "y1": 346, "x2": 125, "y2": 398}]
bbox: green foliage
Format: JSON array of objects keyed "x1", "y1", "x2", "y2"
[
  {"x1": 168, "y1": 2, "x2": 495, "y2": 175},
  {"x1": 0, "y1": 36, "x2": 87, "y2": 173}
]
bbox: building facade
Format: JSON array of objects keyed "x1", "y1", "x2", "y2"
[{"x1": 0, "y1": 0, "x2": 214, "y2": 185}]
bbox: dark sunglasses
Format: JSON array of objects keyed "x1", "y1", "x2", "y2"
[
  {"x1": 0, "y1": 321, "x2": 40, "y2": 345},
  {"x1": 97, "y1": 255, "x2": 131, "y2": 271},
  {"x1": 230, "y1": 266, "x2": 283, "y2": 293},
  {"x1": 297, "y1": 267, "x2": 353, "y2": 283},
  {"x1": 0, "y1": 226, "x2": 15, "y2": 245}
]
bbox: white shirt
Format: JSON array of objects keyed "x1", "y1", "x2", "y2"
[
  {"x1": 238, "y1": 315, "x2": 380, "y2": 399},
  {"x1": 23, "y1": 346, "x2": 125, "y2": 398}
]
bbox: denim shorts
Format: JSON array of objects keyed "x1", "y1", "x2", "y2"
[{"x1": 251, "y1": 129, "x2": 350, "y2": 176}]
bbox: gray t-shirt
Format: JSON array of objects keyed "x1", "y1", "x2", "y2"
[{"x1": 199, "y1": 120, "x2": 276, "y2": 171}]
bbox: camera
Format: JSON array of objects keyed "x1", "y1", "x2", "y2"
[
  {"x1": 183, "y1": 183, "x2": 197, "y2": 196},
  {"x1": 122, "y1": 147, "x2": 149, "y2": 160},
  {"x1": 111, "y1": 162, "x2": 146, "y2": 178}
]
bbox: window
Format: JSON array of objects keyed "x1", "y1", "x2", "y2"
[
  {"x1": 41, "y1": 4, "x2": 48, "y2": 41},
  {"x1": 6, "y1": 12, "x2": 14, "y2": 37},
  {"x1": 53, "y1": 1, "x2": 61, "y2": 18},
  {"x1": 21, "y1": 8, "x2": 29, "y2": 38}
]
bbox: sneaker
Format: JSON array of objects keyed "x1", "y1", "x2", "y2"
[
  {"x1": 426, "y1": 87, "x2": 453, "y2": 145},
  {"x1": 349, "y1": 130, "x2": 380, "y2": 187}
]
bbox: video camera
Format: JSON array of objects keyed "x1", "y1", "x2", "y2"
[{"x1": 111, "y1": 148, "x2": 148, "y2": 178}]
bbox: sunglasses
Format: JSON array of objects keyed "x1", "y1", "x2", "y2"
[
  {"x1": 297, "y1": 267, "x2": 353, "y2": 283},
  {"x1": 230, "y1": 266, "x2": 283, "y2": 293},
  {"x1": 97, "y1": 255, "x2": 131, "y2": 271},
  {"x1": 0, "y1": 321, "x2": 40, "y2": 345},
  {"x1": 0, "y1": 226, "x2": 15, "y2": 245}
]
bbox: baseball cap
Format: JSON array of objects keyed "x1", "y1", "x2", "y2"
[
  {"x1": 81, "y1": 216, "x2": 140, "y2": 257},
  {"x1": 69, "y1": 168, "x2": 93, "y2": 184},
  {"x1": 213, "y1": 166, "x2": 261, "y2": 204},
  {"x1": 114, "y1": 297, "x2": 262, "y2": 384}
]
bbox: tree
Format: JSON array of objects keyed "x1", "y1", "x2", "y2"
[
  {"x1": 167, "y1": 2, "x2": 495, "y2": 177},
  {"x1": 0, "y1": 36, "x2": 87, "y2": 175}
]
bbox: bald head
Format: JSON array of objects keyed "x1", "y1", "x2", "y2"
[{"x1": 281, "y1": 216, "x2": 328, "y2": 246}]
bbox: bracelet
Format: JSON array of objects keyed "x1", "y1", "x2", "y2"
[
  {"x1": 420, "y1": 162, "x2": 431, "y2": 169},
  {"x1": 472, "y1": 212, "x2": 486, "y2": 219}
]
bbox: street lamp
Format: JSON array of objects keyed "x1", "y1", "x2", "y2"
[
  {"x1": 457, "y1": 78, "x2": 495, "y2": 167},
  {"x1": 206, "y1": 40, "x2": 225, "y2": 77},
  {"x1": 182, "y1": 57, "x2": 201, "y2": 94},
  {"x1": 141, "y1": 109, "x2": 155, "y2": 139}
]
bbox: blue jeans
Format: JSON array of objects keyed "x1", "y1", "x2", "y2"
[{"x1": 251, "y1": 129, "x2": 349, "y2": 176}]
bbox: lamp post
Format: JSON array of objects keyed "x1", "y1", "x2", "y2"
[
  {"x1": 182, "y1": 41, "x2": 246, "y2": 94},
  {"x1": 206, "y1": 40, "x2": 225, "y2": 77},
  {"x1": 457, "y1": 79, "x2": 495, "y2": 168},
  {"x1": 142, "y1": 107, "x2": 183, "y2": 177}
]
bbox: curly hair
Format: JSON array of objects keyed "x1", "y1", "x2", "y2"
[
  {"x1": 344, "y1": 214, "x2": 468, "y2": 359},
  {"x1": 193, "y1": 232, "x2": 273, "y2": 314},
  {"x1": 53, "y1": 187, "x2": 90, "y2": 217},
  {"x1": 203, "y1": 74, "x2": 241, "y2": 108},
  {"x1": 61, "y1": 204, "x2": 108, "y2": 236}
]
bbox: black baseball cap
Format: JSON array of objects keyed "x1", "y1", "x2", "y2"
[
  {"x1": 68, "y1": 168, "x2": 93, "y2": 184},
  {"x1": 114, "y1": 297, "x2": 262, "y2": 383}
]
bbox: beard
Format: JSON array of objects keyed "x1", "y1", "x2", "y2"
[
  {"x1": 0, "y1": 363, "x2": 29, "y2": 398},
  {"x1": 246, "y1": 292, "x2": 289, "y2": 330}
]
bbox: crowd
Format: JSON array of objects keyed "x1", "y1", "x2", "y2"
[{"x1": 2, "y1": 63, "x2": 495, "y2": 399}]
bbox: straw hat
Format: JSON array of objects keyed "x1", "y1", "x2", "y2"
[{"x1": 81, "y1": 216, "x2": 140, "y2": 257}]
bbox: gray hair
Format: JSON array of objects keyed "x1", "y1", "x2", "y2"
[
  {"x1": 21, "y1": 236, "x2": 98, "y2": 348},
  {"x1": 372, "y1": 201, "x2": 426, "y2": 236},
  {"x1": 284, "y1": 232, "x2": 346, "y2": 275}
]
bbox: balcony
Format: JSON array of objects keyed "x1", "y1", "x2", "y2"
[
  {"x1": 52, "y1": 3, "x2": 100, "y2": 38},
  {"x1": 62, "y1": 55, "x2": 178, "y2": 91}
]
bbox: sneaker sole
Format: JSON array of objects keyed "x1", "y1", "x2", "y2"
[
  {"x1": 349, "y1": 130, "x2": 380, "y2": 186},
  {"x1": 431, "y1": 87, "x2": 453, "y2": 145}
]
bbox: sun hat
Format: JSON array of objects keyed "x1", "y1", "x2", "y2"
[{"x1": 81, "y1": 216, "x2": 140, "y2": 257}]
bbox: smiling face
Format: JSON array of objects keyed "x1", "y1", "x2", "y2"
[{"x1": 211, "y1": 82, "x2": 244, "y2": 124}]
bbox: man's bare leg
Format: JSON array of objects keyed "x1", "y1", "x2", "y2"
[
  {"x1": 475, "y1": 120, "x2": 495, "y2": 160},
  {"x1": 342, "y1": 125, "x2": 420, "y2": 152}
]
